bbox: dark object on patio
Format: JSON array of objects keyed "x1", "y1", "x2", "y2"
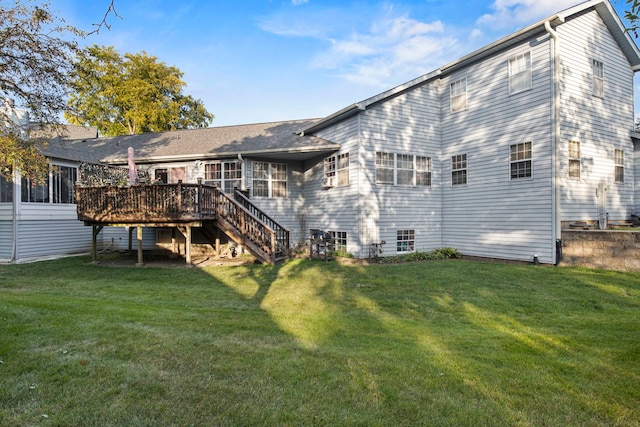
[{"x1": 632, "y1": 215, "x2": 640, "y2": 227}]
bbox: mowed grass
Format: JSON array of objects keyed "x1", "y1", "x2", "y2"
[{"x1": 1, "y1": 257, "x2": 639, "y2": 426}]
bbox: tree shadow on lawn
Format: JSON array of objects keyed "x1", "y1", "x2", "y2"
[
  {"x1": 205, "y1": 258, "x2": 640, "y2": 426},
  {"x1": 5, "y1": 257, "x2": 638, "y2": 425}
]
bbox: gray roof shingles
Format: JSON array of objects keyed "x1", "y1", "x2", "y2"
[{"x1": 41, "y1": 118, "x2": 339, "y2": 164}]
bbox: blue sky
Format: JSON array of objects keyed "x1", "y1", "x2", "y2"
[{"x1": 55, "y1": 0, "x2": 639, "y2": 127}]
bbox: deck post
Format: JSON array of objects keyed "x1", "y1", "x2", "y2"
[
  {"x1": 92, "y1": 225, "x2": 103, "y2": 263},
  {"x1": 128, "y1": 227, "x2": 134, "y2": 254},
  {"x1": 136, "y1": 226, "x2": 144, "y2": 266},
  {"x1": 185, "y1": 225, "x2": 192, "y2": 264}
]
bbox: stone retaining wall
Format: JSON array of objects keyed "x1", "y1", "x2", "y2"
[{"x1": 561, "y1": 230, "x2": 640, "y2": 272}]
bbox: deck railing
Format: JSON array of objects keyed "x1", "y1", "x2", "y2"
[
  {"x1": 75, "y1": 183, "x2": 289, "y2": 263},
  {"x1": 233, "y1": 189, "x2": 290, "y2": 259},
  {"x1": 76, "y1": 183, "x2": 216, "y2": 223}
]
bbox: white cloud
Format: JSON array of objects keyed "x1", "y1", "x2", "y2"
[
  {"x1": 291, "y1": 0, "x2": 309, "y2": 5},
  {"x1": 310, "y1": 15, "x2": 458, "y2": 88},
  {"x1": 476, "y1": 0, "x2": 579, "y2": 28}
]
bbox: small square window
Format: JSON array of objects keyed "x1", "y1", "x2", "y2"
[{"x1": 397, "y1": 230, "x2": 415, "y2": 253}]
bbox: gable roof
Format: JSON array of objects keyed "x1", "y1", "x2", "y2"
[
  {"x1": 302, "y1": 0, "x2": 640, "y2": 135},
  {"x1": 42, "y1": 119, "x2": 339, "y2": 165}
]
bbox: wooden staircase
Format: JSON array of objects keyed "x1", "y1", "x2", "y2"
[
  {"x1": 211, "y1": 188, "x2": 290, "y2": 264},
  {"x1": 76, "y1": 183, "x2": 290, "y2": 264}
]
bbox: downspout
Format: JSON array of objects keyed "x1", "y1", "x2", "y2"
[{"x1": 545, "y1": 20, "x2": 562, "y2": 265}]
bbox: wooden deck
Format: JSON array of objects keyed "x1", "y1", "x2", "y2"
[{"x1": 76, "y1": 183, "x2": 290, "y2": 264}]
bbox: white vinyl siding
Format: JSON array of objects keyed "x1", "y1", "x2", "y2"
[
  {"x1": 559, "y1": 9, "x2": 634, "y2": 222},
  {"x1": 441, "y1": 34, "x2": 554, "y2": 264}
]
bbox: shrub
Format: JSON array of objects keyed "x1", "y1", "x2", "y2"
[{"x1": 379, "y1": 247, "x2": 461, "y2": 264}]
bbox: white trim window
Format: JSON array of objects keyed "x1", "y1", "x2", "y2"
[
  {"x1": 450, "y1": 78, "x2": 467, "y2": 112},
  {"x1": 375, "y1": 152, "x2": 394, "y2": 185},
  {"x1": 592, "y1": 59, "x2": 604, "y2": 98},
  {"x1": 615, "y1": 149, "x2": 624, "y2": 183},
  {"x1": 397, "y1": 229, "x2": 415, "y2": 253},
  {"x1": 205, "y1": 161, "x2": 242, "y2": 192},
  {"x1": 376, "y1": 152, "x2": 432, "y2": 187},
  {"x1": 510, "y1": 142, "x2": 532, "y2": 179},
  {"x1": 324, "y1": 152, "x2": 349, "y2": 187},
  {"x1": 509, "y1": 52, "x2": 532, "y2": 94},
  {"x1": 416, "y1": 156, "x2": 432, "y2": 187},
  {"x1": 252, "y1": 161, "x2": 287, "y2": 198},
  {"x1": 329, "y1": 231, "x2": 347, "y2": 252},
  {"x1": 396, "y1": 154, "x2": 414, "y2": 185},
  {"x1": 568, "y1": 141, "x2": 581, "y2": 179},
  {"x1": 451, "y1": 154, "x2": 467, "y2": 186}
]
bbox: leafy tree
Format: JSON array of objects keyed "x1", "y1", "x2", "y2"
[
  {"x1": 66, "y1": 45, "x2": 214, "y2": 136},
  {"x1": 624, "y1": 0, "x2": 640, "y2": 36},
  {"x1": 0, "y1": 1, "x2": 79, "y2": 182}
]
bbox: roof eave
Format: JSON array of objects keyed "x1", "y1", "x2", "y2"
[{"x1": 105, "y1": 144, "x2": 341, "y2": 165}]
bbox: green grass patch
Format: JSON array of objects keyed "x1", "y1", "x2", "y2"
[{"x1": 1, "y1": 257, "x2": 639, "y2": 426}]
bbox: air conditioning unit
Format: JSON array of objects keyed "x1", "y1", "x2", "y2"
[{"x1": 322, "y1": 177, "x2": 335, "y2": 188}]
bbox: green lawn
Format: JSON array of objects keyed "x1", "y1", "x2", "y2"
[{"x1": 1, "y1": 256, "x2": 639, "y2": 426}]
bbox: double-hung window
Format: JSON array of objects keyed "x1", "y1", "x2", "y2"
[
  {"x1": 205, "y1": 161, "x2": 242, "y2": 192},
  {"x1": 252, "y1": 161, "x2": 287, "y2": 198},
  {"x1": 396, "y1": 154, "x2": 414, "y2": 185},
  {"x1": 615, "y1": 149, "x2": 624, "y2": 183},
  {"x1": 510, "y1": 142, "x2": 532, "y2": 179},
  {"x1": 450, "y1": 78, "x2": 467, "y2": 112},
  {"x1": 375, "y1": 152, "x2": 394, "y2": 185},
  {"x1": 568, "y1": 141, "x2": 581, "y2": 179},
  {"x1": 324, "y1": 153, "x2": 349, "y2": 187},
  {"x1": 509, "y1": 52, "x2": 532, "y2": 94},
  {"x1": 376, "y1": 152, "x2": 432, "y2": 187},
  {"x1": 416, "y1": 156, "x2": 432, "y2": 186},
  {"x1": 592, "y1": 59, "x2": 604, "y2": 98},
  {"x1": 451, "y1": 154, "x2": 467, "y2": 186}
]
